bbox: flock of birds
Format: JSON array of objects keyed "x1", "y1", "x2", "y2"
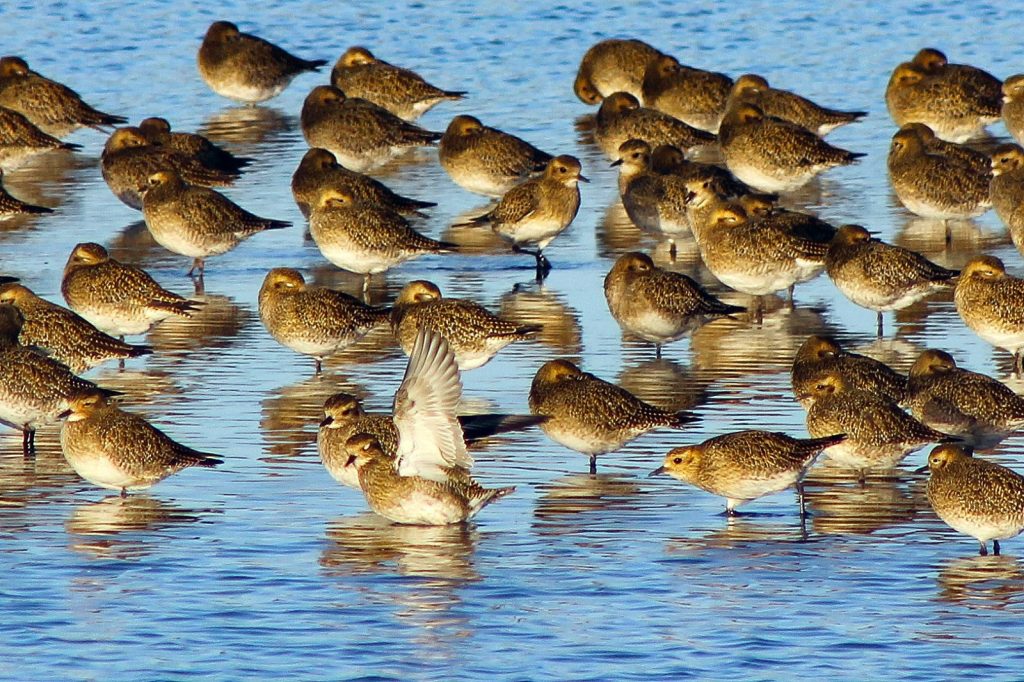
[{"x1": 3, "y1": 26, "x2": 1024, "y2": 556}]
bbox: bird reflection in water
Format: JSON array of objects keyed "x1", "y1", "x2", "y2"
[
  {"x1": 442, "y1": 203, "x2": 506, "y2": 255},
  {"x1": 803, "y1": 469, "x2": 925, "y2": 536},
  {"x1": 260, "y1": 375, "x2": 366, "y2": 460},
  {"x1": 498, "y1": 282, "x2": 583, "y2": 358},
  {"x1": 533, "y1": 473, "x2": 645, "y2": 534},
  {"x1": 198, "y1": 106, "x2": 295, "y2": 149},
  {"x1": 617, "y1": 357, "x2": 711, "y2": 414},
  {"x1": 65, "y1": 494, "x2": 211, "y2": 560},
  {"x1": 936, "y1": 554, "x2": 1024, "y2": 610},
  {"x1": 665, "y1": 514, "x2": 811, "y2": 553},
  {"x1": 145, "y1": 292, "x2": 251, "y2": 356},
  {"x1": 895, "y1": 215, "x2": 1003, "y2": 261}
]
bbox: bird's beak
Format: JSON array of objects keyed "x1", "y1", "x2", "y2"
[
  {"x1": 319, "y1": 415, "x2": 334, "y2": 427},
  {"x1": 648, "y1": 466, "x2": 666, "y2": 478},
  {"x1": 58, "y1": 408, "x2": 72, "y2": 420},
  {"x1": 609, "y1": 159, "x2": 623, "y2": 167},
  {"x1": 344, "y1": 454, "x2": 356, "y2": 468},
  {"x1": 795, "y1": 392, "x2": 812, "y2": 402},
  {"x1": 914, "y1": 464, "x2": 930, "y2": 474},
  {"x1": 684, "y1": 190, "x2": 696, "y2": 204},
  {"x1": 578, "y1": 174, "x2": 590, "y2": 183}
]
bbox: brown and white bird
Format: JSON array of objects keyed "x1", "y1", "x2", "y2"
[
  {"x1": 439, "y1": 115, "x2": 552, "y2": 197},
  {"x1": 197, "y1": 21, "x2": 326, "y2": 103},
  {"x1": 791, "y1": 335, "x2": 906, "y2": 408},
  {"x1": 0, "y1": 105, "x2": 79, "y2": 170},
  {"x1": 594, "y1": 91, "x2": 717, "y2": 160},
  {"x1": 573, "y1": 39, "x2": 661, "y2": 105},
  {"x1": 640, "y1": 54, "x2": 733, "y2": 133},
  {"x1": 954, "y1": 255, "x2": 1024, "y2": 374},
  {"x1": 138, "y1": 116, "x2": 252, "y2": 175},
  {"x1": 723, "y1": 73, "x2": 866, "y2": 136}
]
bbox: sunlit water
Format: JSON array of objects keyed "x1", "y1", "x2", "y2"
[{"x1": 3, "y1": 1, "x2": 1024, "y2": 679}]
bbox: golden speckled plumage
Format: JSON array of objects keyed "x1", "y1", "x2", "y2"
[
  {"x1": 439, "y1": 115, "x2": 552, "y2": 197},
  {"x1": 724, "y1": 73, "x2": 866, "y2": 136},
  {"x1": 791, "y1": 335, "x2": 906, "y2": 407},
  {"x1": 989, "y1": 144, "x2": 1024, "y2": 256},
  {"x1": 0, "y1": 105, "x2": 78, "y2": 170},
  {"x1": 574, "y1": 39, "x2": 661, "y2": 105},
  {"x1": 954, "y1": 256, "x2": 1024, "y2": 372},
  {"x1": 0, "y1": 56, "x2": 126, "y2": 137},
  {"x1": 640, "y1": 54, "x2": 733, "y2": 133},
  {"x1": 924, "y1": 444, "x2": 1024, "y2": 555},
  {"x1": 595, "y1": 91, "x2": 716, "y2": 159},
  {"x1": 330, "y1": 46, "x2": 465, "y2": 121},
  {"x1": 138, "y1": 117, "x2": 251, "y2": 174},
  {"x1": 1002, "y1": 75, "x2": 1024, "y2": 144},
  {"x1": 0, "y1": 167, "x2": 51, "y2": 218}
]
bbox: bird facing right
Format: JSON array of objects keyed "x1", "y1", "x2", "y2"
[
  {"x1": 439, "y1": 114, "x2": 552, "y2": 197},
  {"x1": 954, "y1": 255, "x2": 1024, "y2": 373},
  {"x1": 922, "y1": 444, "x2": 1024, "y2": 556}
]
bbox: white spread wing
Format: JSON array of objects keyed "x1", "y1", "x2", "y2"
[{"x1": 394, "y1": 328, "x2": 471, "y2": 480}]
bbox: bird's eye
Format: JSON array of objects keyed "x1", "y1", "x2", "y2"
[{"x1": 673, "y1": 457, "x2": 682, "y2": 464}]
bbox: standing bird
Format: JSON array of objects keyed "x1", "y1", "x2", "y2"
[
  {"x1": 640, "y1": 54, "x2": 733, "y2": 133},
  {"x1": 718, "y1": 103, "x2": 863, "y2": 193},
  {"x1": 1002, "y1": 75, "x2": 1024, "y2": 144},
  {"x1": 887, "y1": 124, "x2": 991, "y2": 223},
  {"x1": 905, "y1": 349, "x2": 1024, "y2": 449},
  {"x1": 257, "y1": 268, "x2": 390, "y2": 373},
  {"x1": 309, "y1": 188, "x2": 455, "y2": 293},
  {"x1": 454, "y1": 155, "x2": 586, "y2": 279},
  {"x1": 197, "y1": 20, "x2": 326, "y2": 103},
  {"x1": 0, "y1": 167, "x2": 51, "y2": 219},
  {"x1": 341, "y1": 329, "x2": 515, "y2": 524},
  {"x1": 439, "y1": 115, "x2": 552, "y2": 197},
  {"x1": 138, "y1": 117, "x2": 252, "y2": 175},
  {"x1": 799, "y1": 370, "x2": 952, "y2": 475},
  {"x1": 59, "y1": 390, "x2": 222, "y2": 495},
  {"x1": 390, "y1": 280, "x2": 540, "y2": 370},
  {"x1": 300, "y1": 85, "x2": 441, "y2": 173},
  {"x1": 989, "y1": 143, "x2": 1024, "y2": 256},
  {"x1": 101, "y1": 127, "x2": 239, "y2": 210},
  {"x1": 603, "y1": 252, "x2": 744, "y2": 356},
  {"x1": 920, "y1": 444, "x2": 1024, "y2": 556},
  {"x1": 573, "y1": 39, "x2": 661, "y2": 105},
  {"x1": 330, "y1": 46, "x2": 465, "y2": 121},
  {"x1": 291, "y1": 147, "x2": 435, "y2": 219},
  {"x1": 954, "y1": 256, "x2": 1024, "y2": 374},
  {"x1": 0, "y1": 55, "x2": 126, "y2": 137},
  {"x1": 594, "y1": 91, "x2": 716, "y2": 160},
  {"x1": 61, "y1": 242, "x2": 201, "y2": 337},
  {"x1": 529, "y1": 358, "x2": 697, "y2": 474},
  {"x1": 791, "y1": 335, "x2": 906, "y2": 408},
  {"x1": 826, "y1": 225, "x2": 958, "y2": 337},
  {"x1": 612, "y1": 139, "x2": 694, "y2": 256},
  {"x1": 886, "y1": 49, "x2": 1002, "y2": 143},
  {"x1": 723, "y1": 74, "x2": 866, "y2": 136},
  {"x1": 0, "y1": 105, "x2": 80, "y2": 170},
  {"x1": 0, "y1": 283, "x2": 151, "y2": 373},
  {"x1": 0, "y1": 306, "x2": 119, "y2": 454},
  {"x1": 650, "y1": 431, "x2": 847, "y2": 518},
  {"x1": 140, "y1": 170, "x2": 290, "y2": 278}
]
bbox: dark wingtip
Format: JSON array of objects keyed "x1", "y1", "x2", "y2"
[
  {"x1": 673, "y1": 410, "x2": 700, "y2": 427},
  {"x1": 196, "y1": 455, "x2": 224, "y2": 467},
  {"x1": 516, "y1": 324, "x2": 543, "y2": 337},
  {"x1": 62, "y1": 142, "x2": 83, "y2": 151},
  {"x1": 304, "y1": 59, "x2": 329, "y2": 71},
  {"x1": 266, "y1": 219, "x2": 292, "y2": 230},
  {"x1": 445, "y1": 90, "x2": 469, "y2": 99},
  {"x1": 128, "y1": 344, "x2": 154, "y2": 358}
]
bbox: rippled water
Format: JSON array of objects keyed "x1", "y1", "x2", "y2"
[{"x1": 4, "y1": 1, "x2": 1024, "y2": 679}]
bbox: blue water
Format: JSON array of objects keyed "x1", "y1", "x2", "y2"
[{"x1": 3, "y1": 1, "x2": 1024, "y2": 679}]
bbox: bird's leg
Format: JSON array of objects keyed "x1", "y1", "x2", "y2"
[
  {"x1": 314, "y1": 358, "x2": 322, "y2": 375},
  {"x1": 787, "y1": 285, "x2": 795, "y2": 311},
  {"x1": 753, "y1": 296, "x2": 764, "y2": 325},
  {"x1": 943, "y1": 219, "x2": 952, "y2": 247},
  {"x1": 120, "y1": 487, "x2": 128, "y2": 498},
  {"x1": 22, "y1": 427, "x2": 34, "y2": 456},
  {"x1": 796, "y1": 481, "x2": 807, "y2": 519},
  {"x1": 1015, "y1": 350, "x2": 1023, "y2": 377},
  {"x1": 876, "y1": 311, "x2": 884, "y2": 338},
  {"x1": 668, "y1": 239, "x2": 677, "y2": 263},
  {"x1": 362, "y1": 274, "x2": 371, "y2": 300},
  {"x1": 725, "y1": 507, "x2": 741, "y2": 517},
  {"x1": 994, "y1": 540, "x2": 1001, "y2": 556},
  {"x1": 655, "y1": 343, "x2": 662, "y2": 360},
  {"x1": 980, "y1": 541, "x2": 989, "y2": 556},
  {"x1": 588, "y1": 454, "x2": 597, "y2": 476},
  {"x1": 192, "y1": 273, "x2": 205, "y2": 296},
  {"x1": 187, "y1": 258, "x2": 205, "y2": 278}
]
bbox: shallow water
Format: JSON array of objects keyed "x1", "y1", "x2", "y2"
[{"x1": 3, "y1": 1, "x2": 1024, "y2": 679}]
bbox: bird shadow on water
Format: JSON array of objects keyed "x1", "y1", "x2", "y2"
[
  {"x1": 64, "y1": 494, "x2": 218, "y2": 561},
  {"x1": 935, "y1": 554, "x2": 1024, "y2": 611}
]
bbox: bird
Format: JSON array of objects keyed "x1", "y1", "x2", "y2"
[
  {"x1": 1002, "y1": 75, "x2": 1024, "y2": 144},
  {"x1": 318, "y1": 392, "x2": 543, "y2": 489},
  {"x1": 723, "y1": 73, "x2": 866, "y2": 136},
  {"x1": 612, "y1": 139, "x2": 694, "y2": 253},
  {"x1": 438, "y1": 114, "x2": 552, "y2": 197},
  {"x1": 100, "y1": 127, "x2": 239, "y2": 210},
  {"x1": 0, "y1": 55, "x2": 126, "y2": 137},
  {"x1": 825, "y1": 225, "x2": 958, "y2": 337},
  {"x1": 887, "y1": 124, "x2": 991, "y2": 222},
  {"x1": 791, "y1": 335, "x2": 906, "y2": 408},
  {"x1": 61, "y1": 242, "x2": 201, "y2": 337},
  {"x1": 573, "y1": 38, "x2": 661, "y2": 105},
  {"x1": 390, "y1": 280, "x2": 540, "y2": 370},
  {"x1": 989, "y1": 143, "x2": 1024, "y2": 255},
  {"x1": 344, "y1": 433, "x2": 514, "y2": 525},
  {"x1": 799, "y1": 369, "x2": 952, "y2": 475},
  {"x1": 330, "y1": 46, "x2": 465, "y2": 121},
  {"x1": 954, "y1": 255, "x2": 1024, "y2": 374},
  {"x1": 640, "y1": 53, "x2": 733, "y2": 133},
  {"x1": 339, "y1": 328, "x2": 515, "y2": 524},
  {"x1": 718, "y1": 102, "x2": 863, "y2": 192},
  {"x1": 904, "y1": 349, "x2": 1024, "y2": 449},
  {"x1": 291, "y1": 147, "x2": 435, "y2": 219},
  {"x1": 257, "y1": 268, "x2": 390, "y2": 373},
  {"x1": 300, "y1": 85, "x2": 441, "y2": 173},
  {"x1": 528, "y1": 358, "x2": 697, "y2": 474},
  {"x1": 309, "y1": 188, "x2": 455, "y2": 293},
  {"x1": 650, "y1": 430, "x2": 847, "y2": 517},
  {"x1": 197, "y1": 20, "x2": 327, "y2": 103},
  {"x1": 900, "y1": 122, "x2": 991, "y2": 177},
  {"x1": 886, "y1": 49, "x2": 1002, "y2": 143},
  {"x1": 603, "y1": 251, "x2": 744, "y2": 356},
  {"x1": 920, "y1": 444, "x2": 1024, "y2": 556},
  {"x1": 692, "y1": 204, "x2": 829, "y2": 318},
  {"x1": 594, "y1": 91, "x2": 717, "y2": 160},
  {"x1": 649, "y1": 143, "x2": 754, "y2": 198},
  {"x1": 453, "y1": 155, "x2": 585, "y2": 279},
  {"x1": 0, "y1": 104, "x2": 79, "y2": 170},
  {"x1": 137, "y1": 116, "x2": 252, "y2": 174},
  {"x1": 0, "y1": 305, "x2": 119, "y2": 454},
  {"x1": 0, "y1": 283, "x2": 152, "y2": 373},
  {"x1": 0, "y1": 167, "x2": 51, "y2": 219},
  {"x1": 140, "y1": 170, "x2": 290, "y2": 278},
  {"x1": 59, "y1": 389, "x2": 222, "y2": 495}
]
